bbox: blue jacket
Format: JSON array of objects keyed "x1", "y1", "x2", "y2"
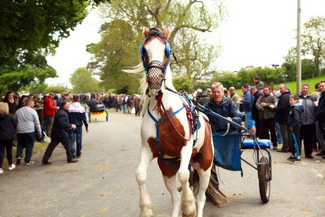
[
  {"x1": 68, "y1": 102, "x2": 88, "y2": 129},
  {"x1": 242, "y1": 90, "x2": 254, "y2": 113},
  {"x1": 204, "y1": 96, "x2": 242, "y2": 132}
]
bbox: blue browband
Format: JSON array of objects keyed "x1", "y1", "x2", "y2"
[{"x1": 140, "y1": 27, "x2": 171, "y2": 73}]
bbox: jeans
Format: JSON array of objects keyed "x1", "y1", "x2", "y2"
[
  {"x1": 275, "y1": 122, "x2": 283, "y2": 143},
  {"x1": 17, "y1": 132, "x2": 36, "y2": 163},
  {"x1": 123, "y1": 104, "x2": 127, "y2": 114},
  {"x1": 69, "y1": 126, "x2": 83, "y2": 156}
]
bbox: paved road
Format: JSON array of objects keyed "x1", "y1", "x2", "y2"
[{"x1": 0, "y1": 111, "x2": 325, "y2": 217}]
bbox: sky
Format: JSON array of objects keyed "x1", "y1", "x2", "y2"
[{"x1": 46, "y1": 0, "x2": 325, "y2": 87}]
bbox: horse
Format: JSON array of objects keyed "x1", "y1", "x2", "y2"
[{"x1": 126, "y1": 26, "x2": 227, "y2": 217}]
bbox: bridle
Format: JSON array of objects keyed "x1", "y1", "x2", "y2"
[{"x1": 140, "y1": 27, "x2": 171, "y2": 92}]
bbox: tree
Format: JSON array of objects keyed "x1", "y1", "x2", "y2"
[
  {"x1": 0, "y1": 51, "x2": 56, "y2": 95},
  {"x1": 87, "y1": 20, "x2": 142, "y2": 94},
  {"x1": 88, "y1": 0, "x2": 227, "y2": 91},
  {"x1": 70, "y1": 68, "x2": 100, "y2": 93},
  {"x1": 301, "y1": 16, "x2": 325, "y2": 77},
  {"x1": 0, "y1": 0, "x2": 110, "y2": 95},
  {"x1": 45, "y1": 84, "x2": 69, "y2": 94},
  {"x1": 0, "y1": 0, "x2": 111, "y2": 56},
  {"x1": 173, "y1": 76, "x2": 194, "y2": 92}
]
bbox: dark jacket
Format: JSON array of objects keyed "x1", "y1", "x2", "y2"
[
  {"x1": 204, "y1": 96, "x2": 242, "y2": 132},
  {"x1": 315, "y1": 92, "x2": 325, "y2": 121},
  {"x1": 4, "y1": 100, "x2": 18, "y2": 114},
  {"x1": 274, "y1": 91, "x2": 291, "y2": 124},
  {"x1": 0, "y1": 113, "x2": 16, "y2": 140},
  {"x1": 298, "y1": 94, "x2": 315, "y2": 125},
  {"x1": 288, "y1": 103, "x2": 304, "y2": 130},
  {"x1": 51, "y1": 108, "x2": 72, "y2": 139},
  {"x1": 198, "y1": 93, "x2": 210, "y2": 105},
  {"x1": 251, "y1": 91, "x2": 263, "y2": 120},
  {"x1": 88, "y1": 98, "x2": 98, "y2": 112}
]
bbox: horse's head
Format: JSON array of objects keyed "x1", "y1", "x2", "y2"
[{"x1": 140, "y1": 26, "x2": 170, "y2": 92}]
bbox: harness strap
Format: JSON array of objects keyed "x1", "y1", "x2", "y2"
[{"x1": 147, "y1": 103, "x2": 185, "y2": 165}]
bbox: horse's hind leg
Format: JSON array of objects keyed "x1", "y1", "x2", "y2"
[{"x1": 135, "y1": 146, "x2": 154, "y2": 217}]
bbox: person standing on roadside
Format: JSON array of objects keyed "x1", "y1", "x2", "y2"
[
  {"x1": 68, "y1": 95, "x2": 89, "y2": 158},
  {"x1": 239, "y1": 83, "x2": 256, "y2": 135},
  {"x1": 273, "y1": 84, "x2": 292, "y2": 152},
  {"x1": 256, "y1": 86, "x2": 277, "y2": 149},
  {"x1": 42, "y1": 101, "x2": 78, "y2": 165},
  {"x1": 253, "y1": 76, "x2": 264, "y2": 91},
  {"x1": 43, "y1": 92, "x2": 59, "y2": 138},
  {"x1": 315, "y1": 81, "x2": 325, "y2": 160},
  {"x1": 3, "y1": 90, "x2": 18, "y2": 114},
  {"x1": 299, "y1": 84, "x2": 316, "y2": 159},
  {"x1": 0, "y1": 103, "x2": 17, "y2": 174},
  {"x1": 287, "y1": 94, "x2": 304, "y2": 161},
  {"x1": 15, "y1": 99, "x2": 42, "y2": 165},
  {"x1": 229, "y1": 87, "x2": 240, "y2": 109},
  {"x1": 250, "y1": 86, "x2": 263, "y2": 138}
]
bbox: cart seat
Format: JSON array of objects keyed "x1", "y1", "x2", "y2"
[{"x1": 242, "y1": 139, "x2": 272, "y2": 149}]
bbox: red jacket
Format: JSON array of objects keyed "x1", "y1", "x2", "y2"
[{"x1": 43, "y1": 96, "x2": 57, "y2": 116}]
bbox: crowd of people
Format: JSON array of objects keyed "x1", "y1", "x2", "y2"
[
  {"x1": 193, "y1": 77, "x2": 325, "y2": 162},
  {"x1": 1, "y1": 76, "x2": 325, "y2": 174},
  {"x1": 0, "y1": 90, "x2": 145, "y2": 174}
]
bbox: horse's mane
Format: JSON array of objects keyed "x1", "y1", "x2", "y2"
[{"x1": 122, "y1": 62, "x2": 150, "y2": 113}]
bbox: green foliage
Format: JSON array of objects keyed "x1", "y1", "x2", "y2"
[
  {"x1": 70, "y1": 68, "x2": 100, "y2": 93},
  {"x1": 0, "y1": 0, "x2": 110, "y2": 56},
  {"x1": 45, "y1": 84, "x2": 69, "y2": 94},
  {"x1": 87, "y1": 19, "x2": 142, "y2": 94},
  {"x1": 0, "y1": 51, "x2": 57, "y2": 96},
  {"x1": 23, "y1": 82, "x2": 48, "y2": 94},
  {"x1": 173, "y1": 76, "x2": 194, "y2": 92},
  {"x1": 301, "y1": 16, "x2": 325, "y2": 77},
  {"x1": 88, "y1": 0, "x2": 226, "y2": 92},
  {"x1": 0, "y1": 0, "x2": 110, "y2": 96}
]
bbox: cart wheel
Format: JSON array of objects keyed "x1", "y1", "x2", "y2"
[
  {"x1": 106, "y1": 111, "x2": 108, "y2": 121},
  {"x1": 88, "y1": 113, "x2": 91, "y2": 123},
  {"x1": 258, "y1": 157, "x2": 271, "y2": 203}
]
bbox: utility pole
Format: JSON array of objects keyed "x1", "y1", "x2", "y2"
[{"x1": 296, "y1": 0, "x2": 301, "y2": 93}]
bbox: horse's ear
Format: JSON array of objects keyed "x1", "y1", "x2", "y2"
[
  {"x1": 144, "y1": 27, "x2": 150, "y2": 37},
  {"x1": 162, "y1": 26, "x2": 169, "y2": 40}
]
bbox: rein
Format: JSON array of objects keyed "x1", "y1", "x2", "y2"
[{"x1": 148, "y1": 90, "x2": 200, "y2": 165}]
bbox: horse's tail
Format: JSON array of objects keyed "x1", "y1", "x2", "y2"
[{"x1": 206, "y1": 163, "x2": 229, "y2": 207}]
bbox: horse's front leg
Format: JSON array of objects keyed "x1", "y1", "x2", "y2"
[
  {"x1": 159, "y1": 160, "x2": 181, "y2": 217},
  {"x1": 135, "y1": 145, "x2": 154, "y2": 217},
  {"x1": 179, "y1": 145, "x2": 196, "y2": 217}
]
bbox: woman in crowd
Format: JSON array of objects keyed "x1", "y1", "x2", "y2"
[
  {"x1": 3, "y1": 90, "x2": 19, "y2": 114},
  {"x1": 0, "y1": 102, "x2": 17, "y2": 174}
]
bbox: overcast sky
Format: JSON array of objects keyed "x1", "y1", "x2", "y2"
[{"x1": 46, "y1": 0, "x2": 325, "y2": 87}]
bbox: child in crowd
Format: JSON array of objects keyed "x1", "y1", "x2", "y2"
[{"x1": 287, "y1": 94, "x2": 304, "y2": 162}]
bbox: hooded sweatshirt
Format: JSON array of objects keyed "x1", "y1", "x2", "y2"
[
  {"x1": 68, "y1": 102, "x2": 88, "y2": 129},
  {"x1": 288, "y1": 103, "x2": 304, "y2": 130}
]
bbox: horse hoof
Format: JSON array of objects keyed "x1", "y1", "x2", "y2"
[{"x1": 182, "y1": 211, "x2": 196, "y2": 217}]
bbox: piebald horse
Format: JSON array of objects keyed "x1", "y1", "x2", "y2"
[{"x1": 131, "y1": 26, "x2": 221, "y2": 217}]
